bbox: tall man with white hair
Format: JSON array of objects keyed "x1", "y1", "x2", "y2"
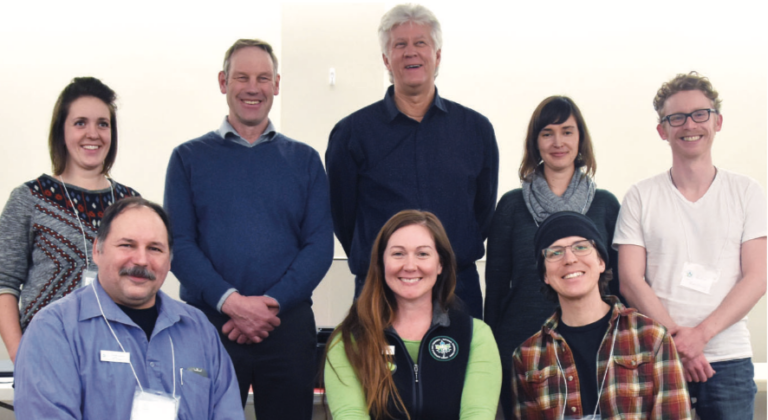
[
  {"x1": 326, "y1": 4, "x2": 499, "y2": 319},
  {"x1": 614, "y1": 72, "x2": 766, "y2": 419}
]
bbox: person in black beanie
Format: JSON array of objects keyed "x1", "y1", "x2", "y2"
[{"x1": 510, "y1": 211, "x2": 691, "y2": 419}]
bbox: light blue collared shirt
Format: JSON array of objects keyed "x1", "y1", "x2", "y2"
[
  {"x1": 14, "y1": 279, "x2": 244, "y2": 420},
  {"x1": 217, "y1": 117, "x2": 277, "y2": 147}
]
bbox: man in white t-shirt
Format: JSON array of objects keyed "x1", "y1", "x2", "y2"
[{"x1": 614, "y1": 71, "x2": 766, "y2": 420}]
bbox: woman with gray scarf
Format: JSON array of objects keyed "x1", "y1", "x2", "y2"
[{"x1": 483, "y1": 96, "x2": 622, "y2": 420}]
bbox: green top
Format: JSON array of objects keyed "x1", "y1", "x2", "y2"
[
  {"x1": 324, "y1": 318, "x2": 502, "y2": 419},
  {"x1": 402, "y1": 338, "x2": 420, "y2": 362}
]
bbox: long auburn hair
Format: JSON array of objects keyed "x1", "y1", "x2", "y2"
[{"x1": 325, "y1": 210, "x2": 458, "y2": 419}]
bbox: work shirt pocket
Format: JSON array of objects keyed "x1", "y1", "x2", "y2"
[
  {"x1": 178, "y1": 368, "x2": 213, "y2": 420},
  {"x1": 613, "y1": 352, "x2": 654, "y2": 414},
  {"x1": 525, "y1": 365, "x2": 562, "y2": 412}
]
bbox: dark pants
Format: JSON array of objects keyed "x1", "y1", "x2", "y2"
[
  {"x1": 206, "y1": 301, "x2": 317, "y2": 420},
  {"x1": 501, "y1": 367, "x2": 513, "y2": 420},
  {"x1": 354, "y1": 263, "x2": 483, "y2": 319},
  {"x1": 688, "y1": 358, "x2": 756, "y2": 420}
]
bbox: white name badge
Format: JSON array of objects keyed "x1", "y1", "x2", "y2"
[
  {"x1": 680, "y1": 262, "x2": 720, "y2": 295},
  {"x1": 383, "y1": 345, "x2": 395, "y2": 355},
  {"x1": 101, "y1": 350, "x2": 131, "y2": 364},
  {"x1": 131, "y1": 387, "x2": 179, "y2": 420}
]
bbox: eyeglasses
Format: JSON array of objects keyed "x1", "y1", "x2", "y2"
[
  {"x1": 661, "y1": 108, "x2": 718, "y2": 127},
  {"x1": 542, "y1": 239, "x2": 596, "y2": 262}
]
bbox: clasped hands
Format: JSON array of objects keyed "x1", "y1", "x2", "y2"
[
  {"x1": 670, "y1": 325, "x2": 716, "y2": 382},
  {"x1": 221, "y1": 293, "x2": 281, "y2": 344}
]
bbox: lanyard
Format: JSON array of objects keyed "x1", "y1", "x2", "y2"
[
  {"x1": 553, "y1": 312, "x2": 620, "y2": 419},
  {"x1": 91, "y1": 282, "x2": 176, "y2": 398},
  {"x1": 668, "y1": 167, "x2": 730, "y2": 266},
  {"x1": 59, "y1": 175, "x2": 115, "y2": 269}
]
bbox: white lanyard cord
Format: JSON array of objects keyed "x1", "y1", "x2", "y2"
[
  {"x1": 668, "y1": 168, "x2": 730, "y2": 265},
  {"x1": 90, "y1": 282, "x2": 177, "y2": 398},
  {"x1": 592, "y1": 315, "x2": 621, "y2": 416},
  {"x1": 59, "y1": 175, "x2": 115, "y2": 269},
  {"x1": 553, "y1": 342, "x2": 568, "y2": 420},
  {"x1": 170, "y1": 335, "x2": 176, "y2": 398},
  {"x1": 91, "y1": 282, "x2": 144, "y2": 392},
  {"x1": 553, "y1": 310, "x2": 620, "y2": 419}
]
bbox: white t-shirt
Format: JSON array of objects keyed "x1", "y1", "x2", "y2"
[{"x1": 613, "y1": 169, "x2": 766, "y2": 362}]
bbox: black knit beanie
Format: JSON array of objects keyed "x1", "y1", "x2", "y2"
[{"x1": 533, "y1": 211, "x2": 609, "y2": 283}]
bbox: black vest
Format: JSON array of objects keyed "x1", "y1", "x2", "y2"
[{"x1": 382, "y1": 309, "x2": 473, "y2": 420}]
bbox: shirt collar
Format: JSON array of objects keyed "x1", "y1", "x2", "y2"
[
  {"x1": 431, "y1": 302, "x2": 451, "y2": 327},
  {"x1": 217, "y1": 116, "x2": 277, "y2": 146},
  {"x1": 383, "y1": 85, "x2": 447, "y2": 122},
  {"x1": 79, "y1": 278, "x2": 185, "y2": 335},
  {"x1": 541, "y1": 295, "x2": 626, "y2": 336}
]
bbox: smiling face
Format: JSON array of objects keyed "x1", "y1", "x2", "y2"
[
  {"x1": 537, "y1": 114, "x2": 579, "y2": 177},
  {"x1": 93, "y1": 206, "x2": 171, "y2": 309},
  {"x1": 543, "y1": 236, "x2": 605, "y2": 304},
  {"x1": 383, "y1": 22, "x2": 441, "y2": 94},
  {"x1": 62, "y1": 96, "x2": 112, "y2": 175},
  {"x1": 383, "y1": 224, "x2": 443, "y2": 307},
  {"x1": 657, "y1": 90, "x2": 722, "y2": 161},
  {"x1": 218, "y1": 46, "x2": 280, "y2": 136}
]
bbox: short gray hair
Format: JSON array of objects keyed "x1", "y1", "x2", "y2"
[{"x1": 378, "y1": 4, "x2": 442, "y2": 82}]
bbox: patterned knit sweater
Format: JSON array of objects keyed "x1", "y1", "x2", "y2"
[{"x1": 0, "y1": 175, "x2": 139, "y2": 329}]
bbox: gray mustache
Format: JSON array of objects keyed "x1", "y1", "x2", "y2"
[{"x1": 119, "y1": 266, "x2": 156, "y2": 281}]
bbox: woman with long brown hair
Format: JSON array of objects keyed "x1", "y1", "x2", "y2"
[
  {"x1": 483, "y1": 96, "x2": 621, "y2": 419},
  {"x1": 324, "y1": 210, "x2": 501, "y2": 419},
  {"x1": 0, "y1": 77, "x2": 139, "y2": 363}
]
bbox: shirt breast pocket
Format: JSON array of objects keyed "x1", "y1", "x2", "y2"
[
  {"x1": 178, "y1": 368, "x2": 212, "y2": 420},
  {"x1": 613, "y1": 352, "x2": 654, "y2": 413},
  {"x1": 525, "y1": 365, "x2": 562, "y2": 411}
]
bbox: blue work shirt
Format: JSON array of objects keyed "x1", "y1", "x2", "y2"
[
  {"x1": 326, "y1": 85, "x2": 499, "y2": 278},
  {"x1": 14, "y1": 279, "x2": 244, "y2": 420}
]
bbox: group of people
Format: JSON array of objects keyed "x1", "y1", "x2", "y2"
[{"x1": 0, "y1": 3, "x2": 764, "y2": 420}]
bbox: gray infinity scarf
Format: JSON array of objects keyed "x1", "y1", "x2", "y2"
[{"x1": 522, "y1": 169, "x2": 596, "y2": 225}]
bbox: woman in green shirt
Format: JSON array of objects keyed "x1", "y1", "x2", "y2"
[{"x1": 324, "y1": 210, "x2": 502, "y2": 419}]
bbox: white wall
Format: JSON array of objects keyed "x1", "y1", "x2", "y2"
[{"x1": 0, "y1": 1, "x2": 765, "y2": 361}]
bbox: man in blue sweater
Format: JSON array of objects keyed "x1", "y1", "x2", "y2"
[
  {"x1": 326, "y1": 4, "x2": 499, "y2": 319},
  {"x1": 164, "y1": 39, "x2": 334, "y2": 420}
]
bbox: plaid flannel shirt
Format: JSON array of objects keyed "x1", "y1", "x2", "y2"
[{"x1": 511, "y1": 296, "x2": 691, "y2": 420}]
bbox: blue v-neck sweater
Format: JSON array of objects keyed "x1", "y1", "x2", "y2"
[{"x1": 164, "y1": 131, "x2": 334, "y2": 314}]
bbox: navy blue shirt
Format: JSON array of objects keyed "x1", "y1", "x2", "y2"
[{"x1": 326, "y1": 86, "x2": 499, "y2": 278}]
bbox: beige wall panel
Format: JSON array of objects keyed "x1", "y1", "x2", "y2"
[{"x1": 0, "y1": 1, "x2": 765, "y2": 364}]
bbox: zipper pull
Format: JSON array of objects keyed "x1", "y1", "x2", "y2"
[{"x1": 414, "y1": 364, "x2": 419, "y2": 383}]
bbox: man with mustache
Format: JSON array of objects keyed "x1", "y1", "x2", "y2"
[{"x1": 13, "y1": 197, "x2": 243, "y2": 419}]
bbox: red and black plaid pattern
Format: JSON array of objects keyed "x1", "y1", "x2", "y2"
[{"x1": 511, "y1": 297, "x2": 691, "y2": 419}]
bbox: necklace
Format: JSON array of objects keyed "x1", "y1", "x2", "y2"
[
  {"x1": 58, "y1": 175, "x2": 115, "y2": 269},
  {"x1": 669, "y1": 166, "x2": 718, "y2": 190}
]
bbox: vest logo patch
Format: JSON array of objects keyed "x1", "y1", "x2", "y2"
[{"x1": 429, "y1": 336, "x2": 458, "y2": 361}]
